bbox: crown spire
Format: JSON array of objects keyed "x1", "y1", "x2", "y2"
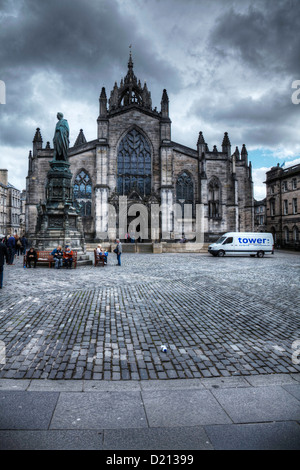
[{"x1": 125, "y1": 44, "x2": 135, "y2": 83}]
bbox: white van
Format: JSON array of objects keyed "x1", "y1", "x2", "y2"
[{"x1": 208, "y1": 232, "x2": 274, "y2": 258}]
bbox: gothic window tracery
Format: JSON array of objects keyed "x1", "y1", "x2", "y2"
[
  {"x1": 73, "y1": 170, "x2": 92, "y2": 216},
  {"x1": 117, "y1": 129, "x2": 151, "y2": 196},
  {"x1": 176, "y1": 172, "x2": 194, "y2": 204},
  {"x1": 208, "y1": 177, "x2": 221, "y2": 218}
]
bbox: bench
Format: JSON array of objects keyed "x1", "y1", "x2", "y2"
[
  {"x1": 94, "y1": 250, "x2": 107, "y2": 267},
  {"x1": 24, "y1": 250, "x2": 77, "y2": 268},
  {"x1": 23, "y1": 250, "x2": 53, "y2": 268},
  {"x1": 51, "y1": 251, "x2": 77, "y2": 269}
]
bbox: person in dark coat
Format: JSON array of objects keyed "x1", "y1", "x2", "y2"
[
  {"x1": 0, "y1": 241, "x2": 9, "y2": 288},
  {"x1": 20, "y1": 235, "x2": 28, "y2": 255},
  {"x1": 7, "y1": 235, "x2": 16, "y2": 265},
  {"x1": 26, "y1": 247, "x2": 38, "y2": 268}
]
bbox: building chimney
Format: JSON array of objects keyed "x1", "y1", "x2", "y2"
[{"x1": 0, "y1": 169, "x2": 8, "y2": 186}]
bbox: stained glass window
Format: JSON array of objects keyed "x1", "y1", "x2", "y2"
[
  {"x1": 117, "y1": 129, "x2": 151, "y2": 196},
  {"x1": 73, "y1": 170, "x2": 92, "y2": 216}
]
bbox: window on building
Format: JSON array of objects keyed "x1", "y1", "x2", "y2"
[
  {"x1": 117, "y1": 129, "x2": 151, "y2": 196},
  {"x1": 283, "y1": 199, "x2": 288, "y2": 215},
  {"x1": 293, "y1": 198, "x2": 297, "y2": 214},
  {"x1": 73, "y1": 170, "x2": 92, "y2": 216},
  {"x1": 284, "y1": 227, "x2": 289, "y2": 242},
  {"x1": 270, "y1": 198, "x2": 275, "y2": 216},
  {"x1": 176, "y1": 172, "x2": 194, "y2": 205},
  {"x1": 283, "y1": 181, "x2": 288, "y2": 192},
  {"x1": 208, "y1": 177, "x2": 221, "y2": 218},
  {"x1": 293, "y1": 226, "x2": 299, "y2": 242},
  {"x1": 292, "y1": 179, "x2": 297, "y2": 190}
]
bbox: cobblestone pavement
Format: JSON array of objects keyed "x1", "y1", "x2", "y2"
[{"x1": 0, "y1": 251, "x2": 299, "y2": 380}]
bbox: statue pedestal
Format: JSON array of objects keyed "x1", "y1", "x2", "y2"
[{"x1": 34, "y1": 160, "x2": 85, "y2": 251}]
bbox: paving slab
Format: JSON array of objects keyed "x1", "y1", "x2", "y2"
[
  {"x1": 244, "y1": 374, "x2": 298, "y2": 387},
  {"x1": 27, "y1": 379, "x2": 83, "y2": 392},
  {"x1": 205, "y1": 422, "x2": 300, "y2": 450},
  {"x1": 50, "y1": 391, "x2": 148, "y2": 430},
  {"x1": 282, "y1": 384, "x2": 300, "y2": 401},
  {"x1": 141, "y1": 389, "x2": 232, "y2": 427},
  {"x1": 0, "y1": 379, "x2": 30, "y2": 390},
  {"x1": 103, "y1": 426, "x2": 213, "y2": 450},
  {"x1": 0, "y1": 429, "x2": 103, "y2": 450},
  {"x1": 140, "y1": 378, "x2": 204, "y2": 391},
  {"x1": 200, "y1": 376, "x2": 250, "y2": 389},
  {"x1": 83, "y1": 380, "x2": 140, "y2": 392},
  {"x1": 0, "y1": 391, "x2": 59, "y2": 430},
  {"x1": 211, "y1": 385, "x2": 300, "y2": 423}
]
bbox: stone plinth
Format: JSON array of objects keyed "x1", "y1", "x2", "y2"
[{"x1": 34, "y1": 160, "x2": 85, "y2": 251}]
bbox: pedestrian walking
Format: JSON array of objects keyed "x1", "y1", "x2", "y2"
[
  {"x1": 0, "y1": 240, "x2": 9, "y2": 288},
  {"x1": 21, "y1": 235, "x2": 28, "y2": 256},
  {"x1": 15, "y1": 235, "x2": 22, "y2": 257},
  {"x1": 7, "y1": 234, "x2": 16, "y2": 265},
  {"x1": 114, "y1": 239, "x2": 122, "y2": 266}
]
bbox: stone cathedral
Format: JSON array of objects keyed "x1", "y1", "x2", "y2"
[{"x1": 26, "y1": 53, "x2": 254, "y2": 244}]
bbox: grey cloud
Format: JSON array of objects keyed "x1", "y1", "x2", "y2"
[
  {"x1": 208, "y1": 0, "x2": 300, "y2": 77},
  {"x1": 0, "y1": 0, "x2": 182, "y2": 148},
  {"x1": 0, "y1": 0, "x2": 181, "y2": 89},
  {"x1": 190, "y1": 82, "x2": 300, "y2": 149}
]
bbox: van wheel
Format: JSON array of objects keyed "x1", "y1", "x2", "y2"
[
  {"x1": 257, "y1": 251, "x2": 264, "y2": 258},
  {"x1": 218, "y1": 250, "x2": 225, "y2": 257}
]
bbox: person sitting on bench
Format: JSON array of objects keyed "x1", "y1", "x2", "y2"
[
  {"x1": 26, "y1": 247, "x2": 38, "y2": 268},
  {"x1": 96, "y1": 244, "x2": 108, "y2": 264},
  {"x1": 63, "y1": 245, "x2": 73, "y2": 269},
  {"x1": 51, "y1": 245, "x2": 63, "y2": 269}
]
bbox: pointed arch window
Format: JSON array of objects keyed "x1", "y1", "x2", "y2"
[
  {"x1": 117, "y1": 129, "x2": 151, "y2": 196},
  {"x1": 176, "y1": 172, "x2": 194, "y2": 204},
  {"x1": 208, "y1": 177, "x2": 221, "y2": 219},
  {"x1": 73, "y1": 170, "x2": 92, "y2": 216}
]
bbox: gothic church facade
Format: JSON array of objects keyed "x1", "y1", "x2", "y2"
[{"x1": 26, "y1": 54, "x2": 254, "y2": 243}]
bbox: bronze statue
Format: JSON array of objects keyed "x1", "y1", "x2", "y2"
[{"x1": 53, "y1": 112, "x2": 69, "y2": 161}]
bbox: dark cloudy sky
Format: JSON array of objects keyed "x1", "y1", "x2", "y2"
[{"x1": 0, "y1": 0, "x2": 299, "y2": 199}]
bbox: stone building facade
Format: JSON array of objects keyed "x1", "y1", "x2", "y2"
[
  {"x1": 26, "y1": 54, "x2": 254, "y2": 243},
  {"x1": 0, "y1": 169, "x2": 22, "y2": 236},
  {"x1": 265, "y1": 163, "x2": 300, "y2": 249},
  {"x1": 254, "y1": 198, "x2": 267, "y2": 232},
  {"x1": 6, "y1": 183, "x2": 21, "y2": 236},
  {"x1": 0, "y1": 170, "x2": 8, "y2": 236}
]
